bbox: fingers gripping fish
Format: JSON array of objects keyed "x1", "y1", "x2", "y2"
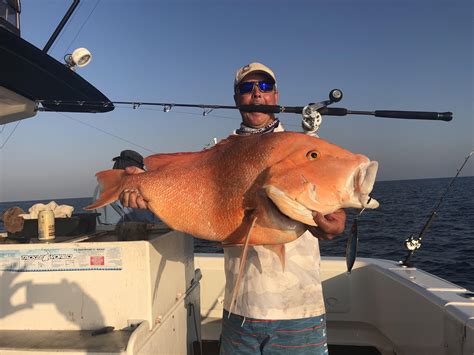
[{"x1": 86, "y1": 132, "x2": 379, "y2": 311}]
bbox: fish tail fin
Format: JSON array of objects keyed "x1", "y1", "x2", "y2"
[{"x1": 84, "y1": 170, "x2": 126, "y2": 210}]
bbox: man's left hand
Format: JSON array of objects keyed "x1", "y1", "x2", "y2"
[{"x1": 307, "y1": 209, "x2": 346, "y2": 240}]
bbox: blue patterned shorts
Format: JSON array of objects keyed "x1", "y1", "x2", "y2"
[{"x1": 220, "y1": 310, "x2": 328, "y2": 354}]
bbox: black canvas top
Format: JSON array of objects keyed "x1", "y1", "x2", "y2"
[{"x1": 0, "y1": 26, "x2": 114, "y2": 113}]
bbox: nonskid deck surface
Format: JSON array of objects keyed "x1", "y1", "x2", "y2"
[{"x1": 0, "y1": 329, "x2": 133, "y2": 352}]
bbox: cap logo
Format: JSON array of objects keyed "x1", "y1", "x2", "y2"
[{"x1": 241, "y1": 65, "x2": 251, "y2": 73}]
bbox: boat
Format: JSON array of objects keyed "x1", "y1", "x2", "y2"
[{"x1": 1, "y1": 2, "x2": 473, "y2": 354}]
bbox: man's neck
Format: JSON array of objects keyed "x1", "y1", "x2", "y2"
[{"x1": 236, "y1": 119, "x2": 280, "y2": 135}]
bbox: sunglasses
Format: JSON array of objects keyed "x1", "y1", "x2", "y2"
[{"x1": 236, "y1": 80, "x2": 275, "y2": 95}]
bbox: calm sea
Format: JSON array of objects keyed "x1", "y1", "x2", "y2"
[{"x1": 1, "y1": 177, "x2": 473, "y2": 291}]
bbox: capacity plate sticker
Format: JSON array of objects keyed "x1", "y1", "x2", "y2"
[{"x1": 0, "y1": 247, "x2": 122, "y2": 272}]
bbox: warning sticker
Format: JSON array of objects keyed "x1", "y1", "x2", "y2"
[
  {"x1": 0, "y1": 247, "x2": 122, "y2": 272},
  {"x1": 90, "y1": 256, "x2": 105, "y2": 266}
]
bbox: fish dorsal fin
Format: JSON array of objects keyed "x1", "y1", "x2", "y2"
[
  {"x1": 227, "y1": 215, "x2": 258, "y2": 317},
  {"x1": 144, "y1": 136, "x2": 238, "y2": 171},
  {"x1": 263, "y1": 244, "x2": 286, "y2": 272},
  {"x1": 144, "y1": 152, "x2": 202, "y2": 171}
]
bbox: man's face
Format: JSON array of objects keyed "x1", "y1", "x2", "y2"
[{"x1": 234, "y1": 72, "x2": 279, "y2": 129}]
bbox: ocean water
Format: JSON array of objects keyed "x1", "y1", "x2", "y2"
[{"x1": 1, "y1": 177, "x2": 473, "y2": 290}]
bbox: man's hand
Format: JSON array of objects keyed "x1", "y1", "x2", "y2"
[
  {"x1": 119, "y1": 167, "x2": 149, "y2": 209},
  {"x1": 307, "y1": 209, "x2": 346, "y2": 240}
]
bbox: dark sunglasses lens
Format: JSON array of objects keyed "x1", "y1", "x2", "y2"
[
  {"x1": 238, "y1": 82, "x2": 255, "y2": 94},
  {"x1": 258, "y1": 81, "x2": 274, "y2": 92}
]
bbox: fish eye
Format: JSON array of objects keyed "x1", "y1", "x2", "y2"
[{"x1": 306, "y1": 150, "x2": 320, "y2": 160}]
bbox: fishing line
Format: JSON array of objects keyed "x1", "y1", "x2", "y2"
[
  {"x1": 63, "y1": 0, "x2": 101, "y2": 56},
  {"x1": 59, "y1": 112, "x2": 157, "y2": 153},
  {"x1": 346, "y1": 198, "x2": 372, "y2": 273},
  {"x1": 60, "y1": 108, "x2": 235, "y2": 156},
  {"x1": 49, "y1": 0, "x2": 84, "y2": 54},
  {"x1": 0, "y1": 121, "x2": 21, "y2": 150}
]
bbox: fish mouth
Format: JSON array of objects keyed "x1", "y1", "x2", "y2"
[
  {"x1": 264, "y1": 161, "x2": 380, "y2": 227},
  {"x1": 345, "y1": 161, "x2": 379, "y2": 209}
]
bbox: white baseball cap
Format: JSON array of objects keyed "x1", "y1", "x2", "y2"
[{"x1": 234, "y1": 62, "x2": 277, "y2": 89}]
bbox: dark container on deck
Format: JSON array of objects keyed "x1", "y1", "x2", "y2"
[{"x1": 7, "y1": 213, "x2": 99, "y2": 241}]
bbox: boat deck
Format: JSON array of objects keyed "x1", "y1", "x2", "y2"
[{"x1": 0, "y1": 329, "x2": 132, "y2": 353}]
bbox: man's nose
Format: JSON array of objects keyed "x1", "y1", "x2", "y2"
[{"x1": 251, "y1": 83, "x2": 261, "y2": 97}]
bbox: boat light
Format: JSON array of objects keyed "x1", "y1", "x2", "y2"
[{"x1": 64, "y1": 48, "x2": 92, "y2": 70}]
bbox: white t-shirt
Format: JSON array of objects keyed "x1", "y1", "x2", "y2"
[{"x1": 223, "y1": 122, "x2": 325, "y2": 319}]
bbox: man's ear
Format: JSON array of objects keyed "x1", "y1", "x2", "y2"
[{"x1": 275, "y1": 88, "x2": 279, "y2": 102}]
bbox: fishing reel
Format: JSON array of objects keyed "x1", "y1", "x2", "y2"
[
  {"x1": 404, "y1": 234, "x2": 421, "y2": 251},
  {"x1": 302, "y1": 89, "x2": 343, "y2": 135}
]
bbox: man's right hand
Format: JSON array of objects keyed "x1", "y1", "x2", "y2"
[
  {"x1": 306, "y1": 209, "x2": 346, "y2": 240},
  {"x1": 119, "y1": 167, "x2": 149, "y2": 209}
]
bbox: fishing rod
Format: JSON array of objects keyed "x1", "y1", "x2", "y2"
[
  {"x1": 36, "y1": 89, "x2": 453, "y2": 132},
  {"x1": 401, "y1": 150, "x2": 474, "y2": 267}
]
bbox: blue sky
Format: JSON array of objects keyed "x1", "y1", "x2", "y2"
[{"x1": 0, "y1": 0, "x2": 472, "y2": 201}]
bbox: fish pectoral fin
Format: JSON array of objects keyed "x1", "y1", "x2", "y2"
[
  {"x1": 263, "y1": 244, "x2": 286, "y2": 272},
  {"x1": 228, "y1": 215, "x2": 258, "y2": 317}
]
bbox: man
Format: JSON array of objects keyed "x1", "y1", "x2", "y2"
[{"x1": 120, "y1": 63, "x2": 345, "y2": 354}]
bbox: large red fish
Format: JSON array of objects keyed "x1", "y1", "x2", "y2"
[{"x1": 86, "y1": 132, "x2": 379, "y2": 245}]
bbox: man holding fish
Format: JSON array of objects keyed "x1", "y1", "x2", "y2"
[{"x1": 117, "y1": 63, "x2": 349, "y2": 354}]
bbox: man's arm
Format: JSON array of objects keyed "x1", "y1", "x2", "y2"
[{"x1": 307, "y1": 209, "x2": 346, "y2": 240}]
